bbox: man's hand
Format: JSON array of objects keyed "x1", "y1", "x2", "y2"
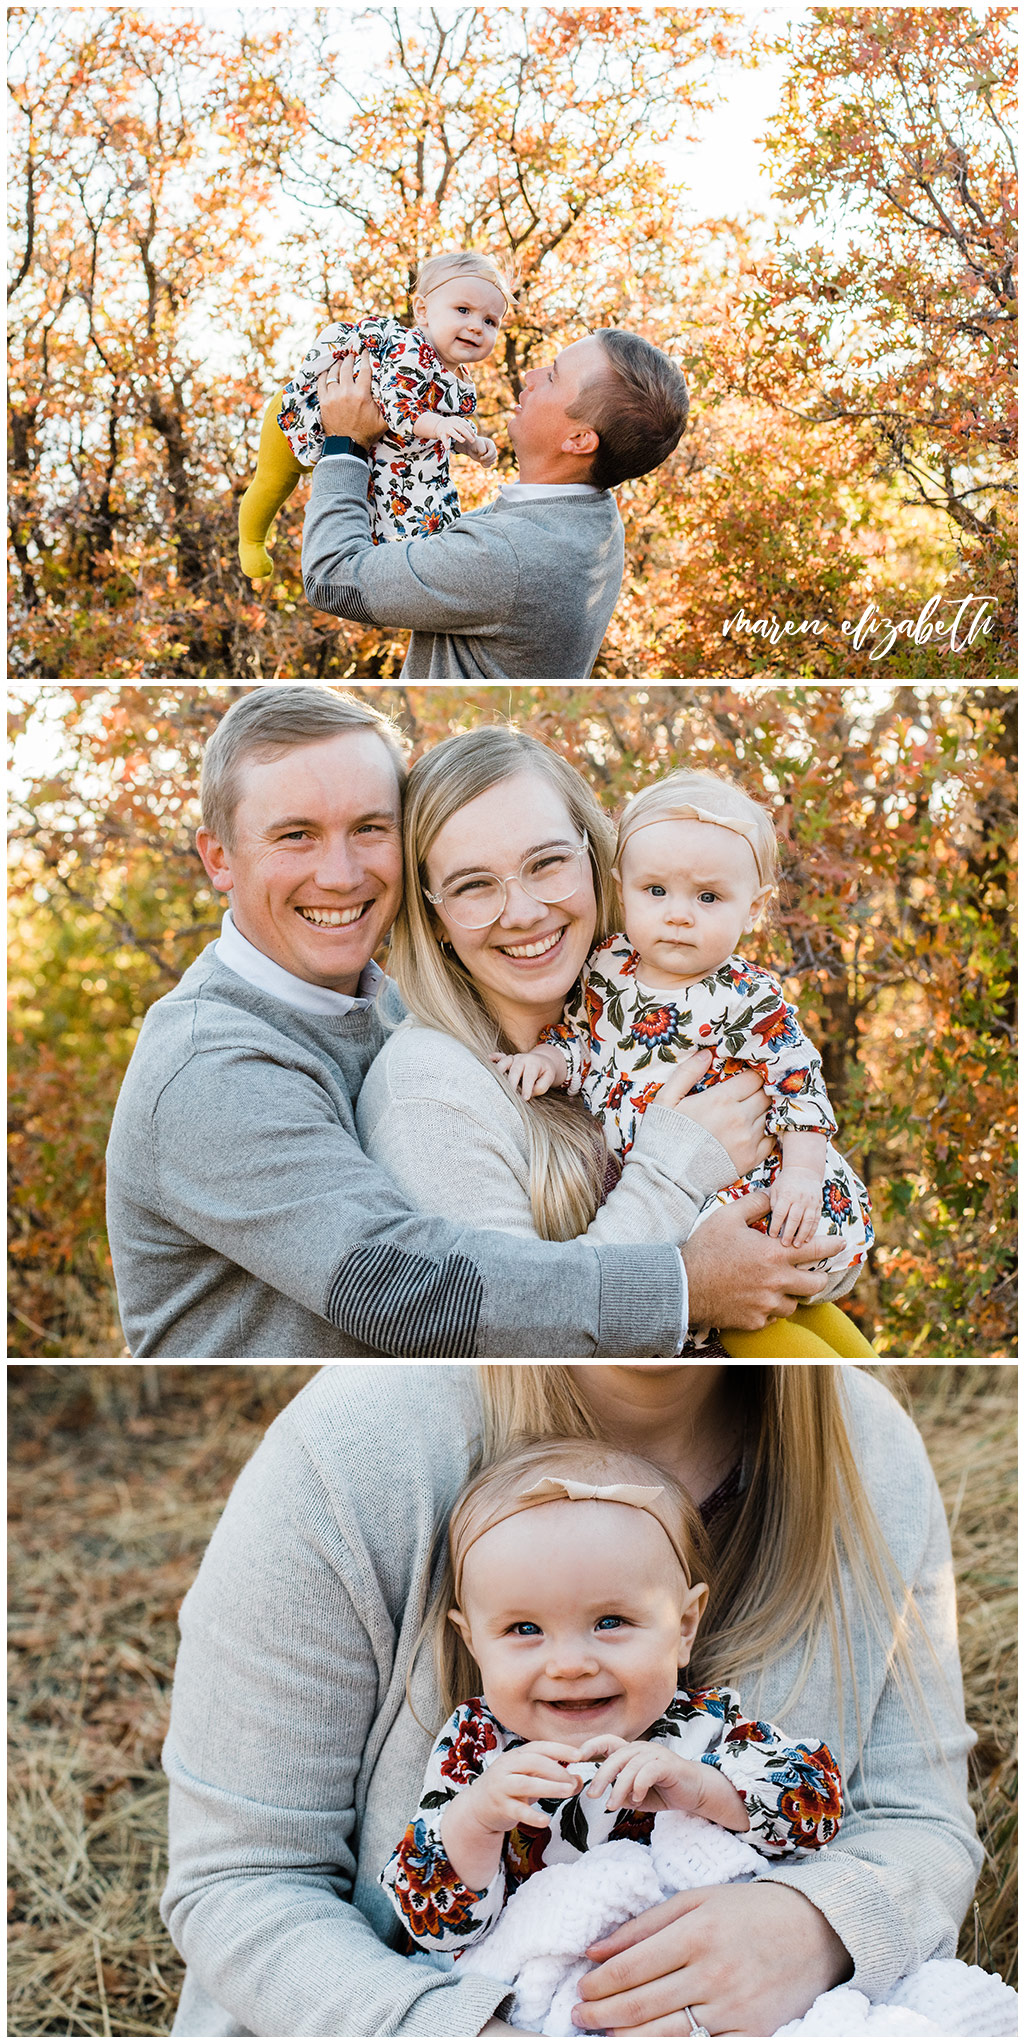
[
  {"x1": 683, "y1": 1191, "x2": 838, "y2": 1330},
  {"x1": 316, "y1": 350, "x2": 387, "y2": 443}
]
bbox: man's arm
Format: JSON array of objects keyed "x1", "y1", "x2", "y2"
[
  {"x1": 127, "y1": 1044, "x2": 686, "y2": 1358},
  {"x1": 302, "y1": 351, "x2": 520, "y2": 631}
]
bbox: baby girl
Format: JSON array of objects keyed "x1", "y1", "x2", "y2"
[
  {"x1": 499, "y1": 767, "x2": 875, "y2": 1360},
  {"x1": 238, "y1": 248, "x2": 511, "y2": 579},
  {"x1": 382, "y1": 1439, "x2": 843, "y2": 2012}
]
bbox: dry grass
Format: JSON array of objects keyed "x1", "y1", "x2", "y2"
[{"x1": 7, "y1": 1364, "x2": 1017, "y2": 2036}]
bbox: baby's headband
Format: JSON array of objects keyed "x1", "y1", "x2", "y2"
[
  {"x1": 618, "y1": 800, "x2": 774, "y2": 890},
  {"x1": 451, "y1": 1473, "x2": 686, "y2": 1610},
  {"x1": 524, "y1": 1476, "x2": 665, "y2": 1506}
]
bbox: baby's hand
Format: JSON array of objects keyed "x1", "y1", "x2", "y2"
[
  {"x1": 769, "y1": 1168, "x2": 825, "y2": 1247},
  {"x1": 414, "y1": 410, "x2": 478, "y2": 450},
  {"x1": 490, "y1": 1044, "x2": 570, "y2": 1100},
  {"x1": 457, "y1": 1742, "x2": 582, "y2": 1835},
  {"x1": 579, "y1": 1736, "x2": 709, "y2": 1817},
  {"x1": 466, "y1": 433, "x2": 498, "y2": 467},
  {"x1": 579, "y1": 1735, "x2": 748, "y2": 1831}
]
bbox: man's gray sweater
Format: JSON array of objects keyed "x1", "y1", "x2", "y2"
[
  {"x1": 301, "y1": 455, "x2": 625, "y2": 678},
  {"x1": 104, "y1": 945, "x2": 685, "y2": 1358}
]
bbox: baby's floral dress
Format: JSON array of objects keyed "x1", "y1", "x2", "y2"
[
  {"x1": 381, "y1": 1686, "x2": 843, "y2": 1954},
  {"x1": 546, "y1": 939, "x2": 874, "y2": 1299},
  {"x1": 278, "y1": 315, "x2": 477, "y2": 544}
]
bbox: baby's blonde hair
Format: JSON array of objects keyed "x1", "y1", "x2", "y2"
[
  {"x1": 424, "y1": 1438, "x2": 712, "y2": 1722},
  {"x1": 415, "y1": 248, "x2": 518, "y2": 314},
  {"x1": 617, "y1": 768, "x2": 778, "y2": 894}
]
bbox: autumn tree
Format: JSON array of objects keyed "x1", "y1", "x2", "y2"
[{"x1": 742, "y1": 7, "x2": 1018, "y2": 660}]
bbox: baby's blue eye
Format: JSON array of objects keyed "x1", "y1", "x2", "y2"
[
  {"x1": 510, "y1": 1621, "x2": 541, "y2": 1636},
  {"x1": 595, "y1": 1616, "x2": 625, "y2": 1631},
  {"x1": 648, "y1": 885, "x2": 666, "y2": 897},
  {"x1": 698, "y1": 891, "x2": 718, "y2": 904}
]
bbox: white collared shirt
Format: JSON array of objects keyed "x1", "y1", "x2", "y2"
[
  {"x1": 215, "y1": 910, "x2": 384, "y2": 1016},
  {"x1": 499, "y1": 481, "x2": 601, "y2": 499}
]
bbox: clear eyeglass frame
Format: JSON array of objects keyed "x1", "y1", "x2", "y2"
[{"x1": 424, "y1": 829, "x2": 590, "y2": 929}]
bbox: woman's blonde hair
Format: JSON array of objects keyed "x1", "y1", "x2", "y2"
[
  {"x1": 473, "y1": 1366, "x2": 924, "y2": 1749},
  {"x1": 617, "y1": 768, "x2": 779, "y2": 896},
  {"x1": 415, "y1": 248, "x2": 518, "y2": 314},
  {"x1": 388, "y1": 727, "x2": 618, "y2": 1241},
  {"x1": 434, "y1": 1438, "x2": 713, "y2": 1718}
]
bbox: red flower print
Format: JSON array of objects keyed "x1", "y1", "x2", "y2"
[
  {"x1": 823, "y1": 1181, "x2": 853, "y2": 1224},
  {"x1": 610, "y1": 1807, "x2": 655, "y2": 1846},
  {"x1": 391, "y1": 1820, "x2": 482, "y2": 1940},
  {"x1": 699, "y1": 1023, "x2": 713, "y2": 1036},
  {"x1": 778, "y1": 1743, "x2": 844, "y2": 1848},
  {"x1": 389, "y1": 495, "x2": 411, "y2": 517},
  {"x1": 777, "y1": 1067, "x2": 811, "y2": 1095},
  {"x1": 632, "y1": 1079, "x2": 665, "y2": 1116},
  {"x1": 505, "y1": 1822, "x2": 550, "y2": 1891},
  {"x1": 584, "y1": 985, "x2": 604, "y2": 1037},
  {"x1": 438, "y1": 1705, "x2": 499, "y2": 1784},
  {"x1": 752, "y1": 1005, "x2": 800, "y2": 1052},
  {"x1": 632, "y1": 1006, "x2": 678, "y2": 1048}
]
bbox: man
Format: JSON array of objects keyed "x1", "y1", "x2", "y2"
[
  {"x1": 106, "y1": 686, "x2": 835, "y2": 1358},
  {"x1": 301, "y1": 331, "x2": 688, "y2": 678}
]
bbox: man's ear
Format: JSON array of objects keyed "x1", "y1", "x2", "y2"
[
  {"x1": 677, "y1": 1579, "x2": 709, "y2": 1668},
  {"x1": 447, "y1": 1606, "x2": 472, "y2": 1647},
  {"x1": 195, "y1": 825, "x2": 234, "y2": 895},
  {"x1": 560, "y1": 424, "x2": 599, "y2": 458}
]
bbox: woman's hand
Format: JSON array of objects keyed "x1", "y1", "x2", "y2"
[
  {"x1": 573, "y1": 1881, "x2": 852, "y2": 2036},
  {"x1": 656, "y1": 1053, "x2": 773, "y2": 1179}
]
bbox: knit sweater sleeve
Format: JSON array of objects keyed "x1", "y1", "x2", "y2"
[
  {"x1": 356, "y1": 1024, "x2": 739, "y2": 1249},
  {"x1": 159, "y1": 1395, "x2": 511, "y2": 2038},
  {"x1": 302, "y1": 456, "x2": 520, "y2": 630},
  {"x1": 381, "y1": 1703, "x2": 508, "y2": 1951},
  {"x1": 754, "y1": 1372, "x2": 982, "y2": 2001}
]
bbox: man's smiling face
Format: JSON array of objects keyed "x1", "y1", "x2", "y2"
[
  {"x1": 197, "y1": 730, "x2": 403, "y2": 993},
  {"x1": 507, "y1": 333, "x2": 608, "y2": 479}
]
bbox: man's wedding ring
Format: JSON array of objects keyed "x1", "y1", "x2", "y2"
[{"x1": 683, "y1": 2009, "x2": 710, "y2": 2039}]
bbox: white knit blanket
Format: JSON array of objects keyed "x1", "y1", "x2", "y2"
[{"x1": 454, "y1": 1809, "x2": 1017, "y2": 2037}]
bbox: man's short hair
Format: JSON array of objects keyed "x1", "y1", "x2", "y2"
[
  {"x1": 200, "y1": 685, "x2": 407, "y2": 848},
  {"x1": 570, "y1": 331, "x2": 689, "y2": 491}
]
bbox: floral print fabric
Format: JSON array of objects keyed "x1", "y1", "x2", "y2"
[
  {"x1": 278, "y1": 315, "x2": 477, "y2": 544},
  {"x1": 548, "y1": 938, "x2": 874, "y2": 1285},
  {"x1": 381, "y1": 1685, "x2": 844, "y2": 1954}
]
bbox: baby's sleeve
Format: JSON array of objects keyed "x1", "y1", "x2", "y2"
[
  {"x1": 380, "y1": 1703, "x2": 508, "y2": 1951},
  {"x1": 539, "y1": 962, "x2": 596, "y2": 1096},
  {"x1": 715, "y1": 966, "x2": 838, "y2": 1138},
  {"x1": 697, "y1": 1688, "x2": 844, "y2": 1858},
  {"x1": 291, "y1": 321, "x2": 358, "y2": 389}
]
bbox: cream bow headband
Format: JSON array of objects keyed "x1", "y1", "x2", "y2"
[
  {"x1": 618, "y1": 801, "x2": 773, "y2": 889},
  {"x1": 451, "y1": 1472, "x2": 688, "y2": 1608},
  {"x1": 523, "y1": 1477, "x2": 665, "y2": 1506}
]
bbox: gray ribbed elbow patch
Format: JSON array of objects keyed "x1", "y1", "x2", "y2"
[
  {"x1": 326, "y1": 1245, "x2": 484, "y2": 1355},
  {"x1": 305, "y1": 580, "x2": 376, "y2": 624}
]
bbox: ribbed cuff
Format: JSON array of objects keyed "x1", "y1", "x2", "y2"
[
  {"x1": 593, "y1": 1241, "x2": 686, "y2": 1356},
  {"x1": 757, "y1": 1852, "x2": 909, "y2": 2001}
]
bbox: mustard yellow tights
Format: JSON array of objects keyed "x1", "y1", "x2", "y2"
[
  {"x1": 238, "y1": 395, "x2": 308, "y2": 580},
  {"x1": 721, "y1": 1302, "x2": 878, "y2": 1358}
]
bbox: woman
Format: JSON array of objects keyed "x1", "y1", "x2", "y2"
[
  {"x1": 160, "y1": 1363, "x2": 980, "y2": 2035},
  {"x1": 356, "y1": 726, "x2": 846, "y2": 1341}
]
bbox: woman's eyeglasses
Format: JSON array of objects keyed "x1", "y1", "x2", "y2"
[{"x1": 424, "y1": 831, "x2": 590, "y2": 929}]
